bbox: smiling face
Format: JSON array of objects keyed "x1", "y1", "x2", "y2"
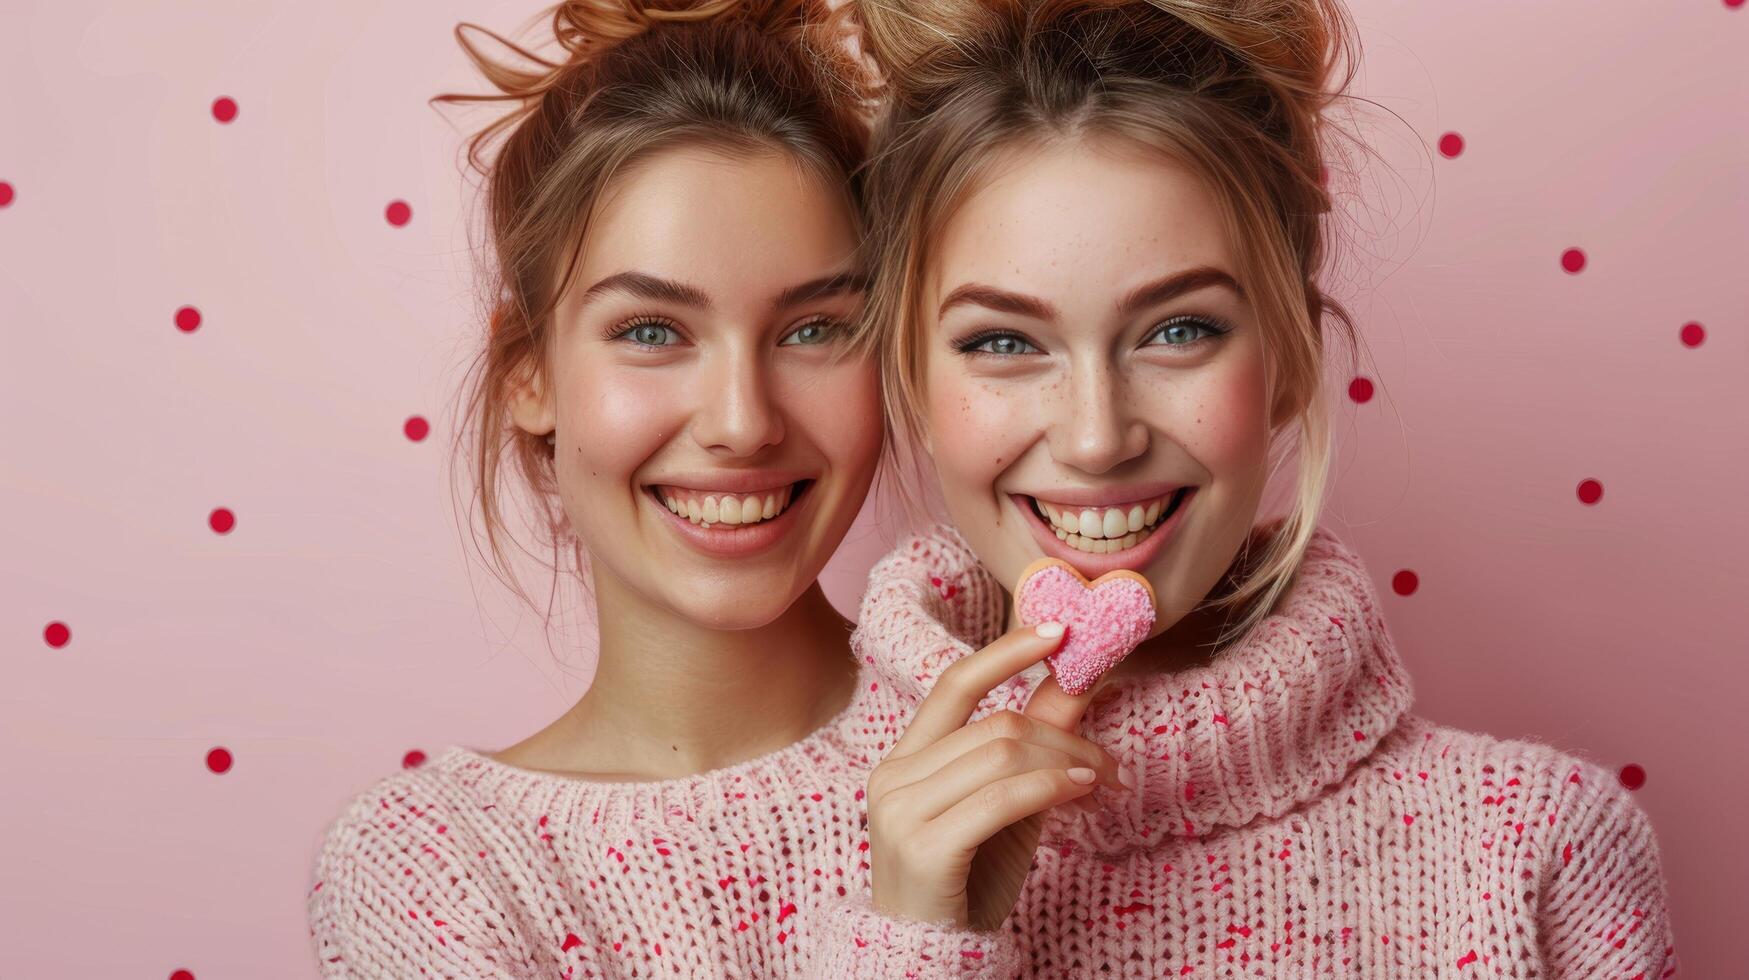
[
  {"x1": 510, "y1": 146, "x2": 881, "y2": 630},
  {"x1": 919, "y1": 136, "x2": 1277, "y2": 639}
]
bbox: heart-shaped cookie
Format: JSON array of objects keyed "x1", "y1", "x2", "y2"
[{"x1": 1013, "y1": 558, "x2": 1157, "y2": 696}]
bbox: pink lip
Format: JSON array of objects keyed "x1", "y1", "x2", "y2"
[
  {"x1": 1015, "y1": 481, "x2": 1189, "y2": 509},
  {"x1": 1009, "y1": 487, "x2": 1195, "y2": 579},
  {"x1": 648, "y1": 470, "x2": 811, "y2": 495},
  {"x1": 649, "y1": 484, "x2": 809, "y2": 557}
]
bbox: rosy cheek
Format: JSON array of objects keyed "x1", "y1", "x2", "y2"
[
  {"x1": 1149, "y1": 352, "x2": 1272, "y2": 471},
  {"x1": 923, "y1": 368, "x2": 1034, "y2": 489},
  {"x1": 567, "y1": 361, "x2": 682, "y2": 492},
  {"x1": 782, "y1": 358, "x2": 881, "y2": 467}
]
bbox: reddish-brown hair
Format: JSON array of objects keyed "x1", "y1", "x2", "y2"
[{"x1": 429, "y1": 0, "x2": 873, "y2": 622}]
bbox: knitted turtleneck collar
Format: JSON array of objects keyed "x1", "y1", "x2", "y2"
[{"x1": 849, "y1": 519, "x2": 1417, "y2": 850}]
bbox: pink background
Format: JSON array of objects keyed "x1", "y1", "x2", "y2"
[{"x1": 3, "y1": 0, "x2": 1744, "y2": 975}]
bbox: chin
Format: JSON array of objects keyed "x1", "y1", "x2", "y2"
[{"x1": 667, "y1": 585, "x2": 801, "y2": 632}]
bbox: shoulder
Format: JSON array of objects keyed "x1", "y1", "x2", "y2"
[
  {"x1": 1382, "y1": 714, "x2": 1668, "y2": 874},
  {"x1": 306, "y1": 757, "x2": 532, "y2": 976},
  {"x1": 310, "y1": 759, "x2": 480, "y2": 880}
]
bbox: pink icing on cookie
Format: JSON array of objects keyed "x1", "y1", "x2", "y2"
[{"x1": 1013, "y1": 559, "x2": 1157, "y2": 696}]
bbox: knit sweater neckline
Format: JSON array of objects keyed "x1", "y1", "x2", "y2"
[
  {"x1": 850, "y1": 518, "x2": 1418, "y2": 847},
  {"x1": 431, "y1": 657, "x2": 892, "y2": 824}
]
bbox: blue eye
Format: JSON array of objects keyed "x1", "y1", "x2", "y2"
[
  {"x1": 1144, "y1": 316, "x2": 1230, "y2": 349},
  {"x1": 616, "y1": 319, "x2": 680, "y2": 348},
  {"x1": 956, "y1": 331, "x2": 1039, "y2": 356},
  {"x1": 780, "y1": 319, "x2": 840, "y2": 346}
]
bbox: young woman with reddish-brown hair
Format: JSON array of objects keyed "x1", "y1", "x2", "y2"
[{"x1": 301, "y1": 2, "x2": 1039, "y2": 976}]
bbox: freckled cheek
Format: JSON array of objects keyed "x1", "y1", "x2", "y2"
[
  {"x1": 922, "y1": 368, "x2": 1034, "y2": 497},
  {"x1": 1145, "y1": 357, "x2": 1273, "y2": 473}
]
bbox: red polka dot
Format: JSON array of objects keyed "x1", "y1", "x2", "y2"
[
  {"x1": 1618, "y1": 763, "x2": 1646, "y2": 790},
  {"x1": 404, "y1": 749, "x2": 428, "y2": 768},
  {"x1": 1391, "y1": 570, "x2": 1418, "y2": 596},
  {"x1": 170, "y1": 971, "x2": 195, "y2": 980},
  {"x1": 1727, "y1": 0, "x2": 1744, "y2": 9},
  {"x1": 1576, "y1": 479, "x2": 1603, "y2": 505},
  {"x1": 206, "y1": 747, "x2": 232, "y2": 773},
  {"x1": 1437, "y1": 132, "x2": 1464, "y2": 158},
  {"x1": 1347, "y1": 377, "x2": 1375, "y2": 403},
  {"x1": 404, "y1": 416, "x2": 430, "y2": 441},
  {"x1": 208, "y1": 507, "x2": 236, "y2": 534},
  {"x1": 175, "y1": 306, "x2": 202, "y2": 333},
  {"x1": 385, "y1": 200, "x2": 412, "y2": 227},
  {"x1": 0, "y1": 181, "x2": 13, "y2": 207},
  {"x1": 1560, "y1": 248, "x2": 1586, "y2": 274},
  {"x1": 44, "y1": 621, "x2": 71, "y2": 648},
  {"x1": 211, "y1": 97, "x2": 238, "y2": 123},
  {"x1": 1680, "y1": 321, "x2": 1705, "y2": 347}
]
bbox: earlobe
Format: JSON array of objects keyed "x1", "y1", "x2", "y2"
[{"x1": 507, "y1": 357, "x2": 557, "y2": 438}]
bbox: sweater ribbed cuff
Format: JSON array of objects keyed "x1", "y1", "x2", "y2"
[{"x1": 808, "y1": 892, "x2": 1023, "y2": 978}]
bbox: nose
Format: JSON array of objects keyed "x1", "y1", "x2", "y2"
[
  {"x1": 690, "y1": 347, "x2": 785, "y2": 457},
  {"x1": 1048, "y1": 357, "x2": 1148, "y2": 475}
]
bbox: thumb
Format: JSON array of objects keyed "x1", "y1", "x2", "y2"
[{"x1": 1019, "y1": 668, "x2": 1103, "y2": 733}]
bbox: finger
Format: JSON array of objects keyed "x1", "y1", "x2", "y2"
[
  {"x1": 895, "y1": 738, "x2": 1097, "y2": 821},
  {"x1": 1019, "y1": 666, "x2": 1103, "y2": 734},
  {"x1": 887, "y1": 622, "x2": 1066, "y2": 760},
  {"x1": 931, "y1": 767, "x2": 1097, "y2": 850},
  {"x1": 879, "y1": 710, "x2": 1123, "y2": 793}
]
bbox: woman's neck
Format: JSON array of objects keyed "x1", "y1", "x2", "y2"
[{"x1": 500, "y1": 569, "x2": 861, "y2": 782}]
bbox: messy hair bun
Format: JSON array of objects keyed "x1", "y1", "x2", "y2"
[
  {"x1": 850, "y1": 0, "x2": 1363, "y2": 651},
  {"x1": 431, "y1": 0, "x2": 872, "y2": 620}
]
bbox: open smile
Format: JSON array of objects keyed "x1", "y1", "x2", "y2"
[
  {"x1": 1010, "y1": 485, "x2": 1196, "y2": 577},
  {"x1": 642, "y1": 479, "x2": 815, "y2": 557}
]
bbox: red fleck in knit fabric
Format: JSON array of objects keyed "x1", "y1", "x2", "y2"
[{"x1": 306, "y1": 520, "x2": 1678, "y2": 978}]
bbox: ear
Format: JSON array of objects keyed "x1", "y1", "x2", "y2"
[
  {"x1": 507, "y1": 355, "x2": 557, "y2": 440},
  {"x1": 1267, "y1": 376, "x2": 1309, "y2": 431}
]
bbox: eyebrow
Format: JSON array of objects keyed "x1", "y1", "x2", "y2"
[
  {"x1": 771, "y1": 270, "x2": 870, "y2": 312},
  {"x1": 577, "y1": 269, "x2": 869, "y2": 314},
  {"x1": 936, "y1": 265, "x2": 1244, "y2": 321},
  {"x1": 579, "y1": 271, "x2": 711, "y2": 309}
]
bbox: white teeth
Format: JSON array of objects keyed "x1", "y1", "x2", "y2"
[
  {"x1": 658, "y1": 485, "x2": 800, "y2": 529},
  {"x1": 1101, "y1": 509, "x2": 1126, "y2": 539},
  {"x1": 1035, "y1": 490, "x2": 1184, "y2": 545}
]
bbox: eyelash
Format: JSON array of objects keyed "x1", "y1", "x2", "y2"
[
  {"x1": 952, "y1": 314, "x2": 1234, "y2": 357},
  {"x1": 606, "y1": 315, "x2": 682, "y2": 348},
  {"x1": 604, "y1": 314, "x2": 848, "y2": 349}
]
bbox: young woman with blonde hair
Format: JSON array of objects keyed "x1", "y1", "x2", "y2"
[{"x1": 831, "y1": 0, "x2": 1681, "y2": 975}]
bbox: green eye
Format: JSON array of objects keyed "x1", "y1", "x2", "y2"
[
  {"x1": 780, "y1": 320, "x2": 837, "y2": 345},
  {"x1": 955, "y1": 332, "x2": 1039, "y2": 356},
  {"x1": 621, "y1": 321, "x2": 678, "y2": 347},
  {"x1": 1143, "y1": 316, "x2": 1231, "y2": 349}
]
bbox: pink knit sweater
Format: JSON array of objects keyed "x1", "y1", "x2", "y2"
[{"x1": 306, "y1": 521, "x2": 1679, "y2": 978}]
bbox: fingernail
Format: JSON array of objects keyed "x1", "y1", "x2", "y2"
[
  {"x1": 1035, "y1": 622, "x2": 1065, "y2": 639},
  {"x1": 1067, "y1": 766, "x2": 1096, "y2": 784}
]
